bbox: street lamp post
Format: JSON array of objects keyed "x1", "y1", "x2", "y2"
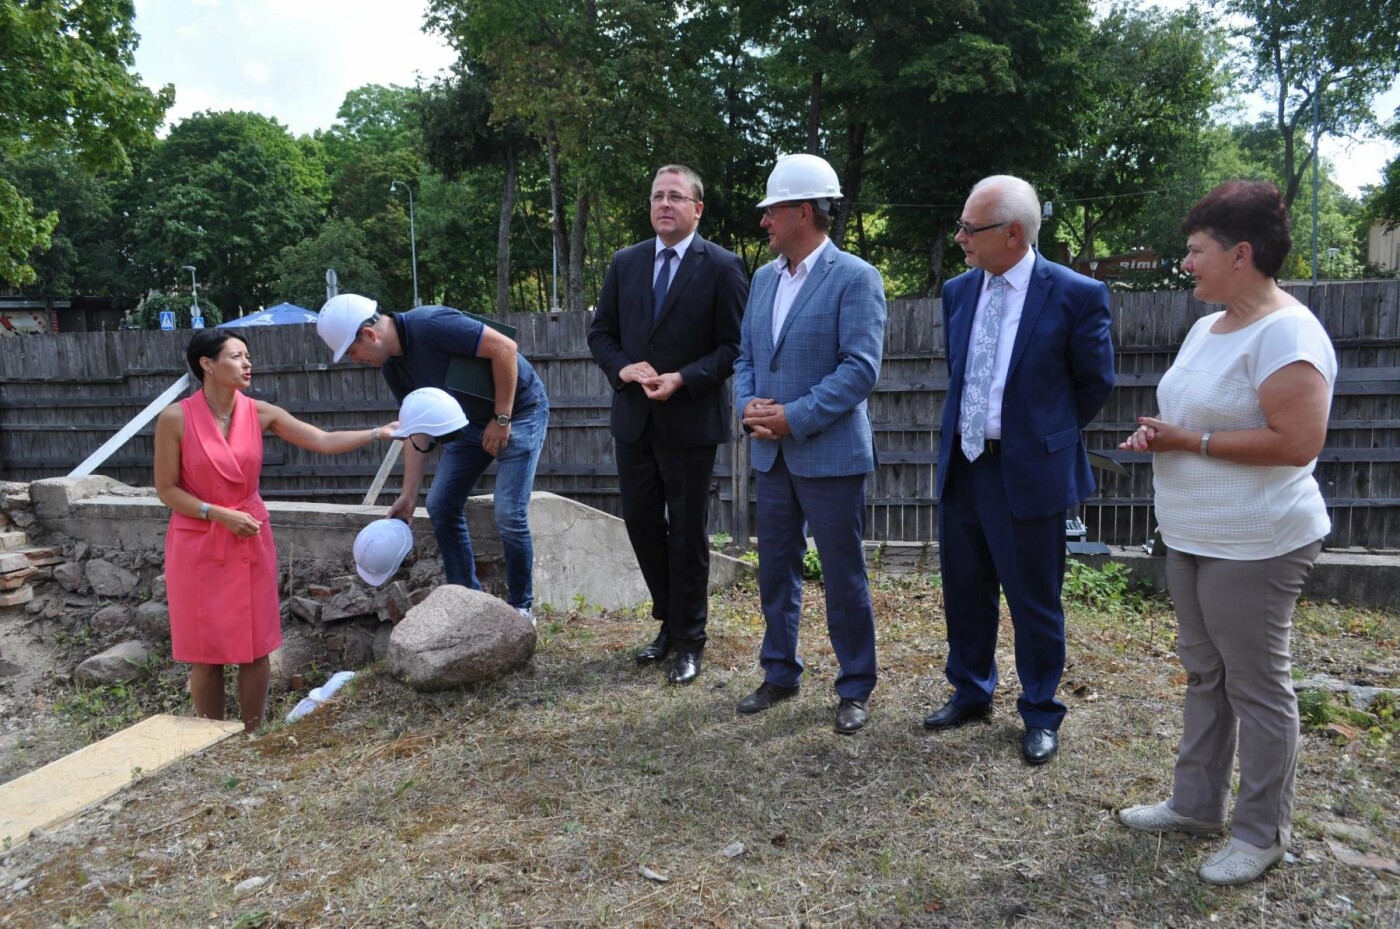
[
  {"x1": 182, "y1": 265, "x2": 200, "y2": 317},
  {"x1": 390, "y1": 180, "x2": 420, "y2": 307}
]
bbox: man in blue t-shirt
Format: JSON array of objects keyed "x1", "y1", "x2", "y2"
[{"x1": 318, "y1": 295, "x2": 549, "y2": 619}]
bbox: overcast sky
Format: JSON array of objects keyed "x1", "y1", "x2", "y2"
[{"x1": 132, "y1": 0, "x2": 1397, "y2": 195}]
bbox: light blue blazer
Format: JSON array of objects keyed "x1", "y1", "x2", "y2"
[{"x1": 733, "y1": 240, "x2": 886, "y2": 477}]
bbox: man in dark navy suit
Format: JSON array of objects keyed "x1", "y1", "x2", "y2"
[
  {"x1": 926, "y1": 175, "x2": 1115, "y2": 764},
  {"x1": 588, "y1": 165, "x2": 748, "y2": 685}
]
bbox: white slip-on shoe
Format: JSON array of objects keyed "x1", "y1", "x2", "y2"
[
  {"x1": 1118, "y1": 800, "x2": 1226, "y2": 836},
  {"x1": 1199, "y1": 836, "x2": 1285, "y2": 885}
]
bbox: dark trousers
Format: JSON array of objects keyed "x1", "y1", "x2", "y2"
[
  {"x1": 938, "y1": 447, "x2": 1068, "y2": 730},
  {"x1": 615, "y1": 422, "x2": 718, "y2": 647},
  {"x1": 755, "y1": 451, "x2": 877, "y2": 700}
]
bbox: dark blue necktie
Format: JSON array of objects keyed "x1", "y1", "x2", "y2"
[{"x1": 653, "y1": 247, "x2": 676, "y2": 321}]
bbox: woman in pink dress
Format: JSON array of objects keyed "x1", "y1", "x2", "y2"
[{"x1": 154, "y1": 329, "x2": 397, "y2": 732}]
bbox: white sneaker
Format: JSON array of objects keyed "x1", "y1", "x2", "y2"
[
  {"x1": 517, "y1": 606, "x2": 535, "y2": 628},
  {"x1": 1199, "y1": 837, "x2": 1285, "y2": 885},
  {"x1": 1118, "y1": 800, "x2": 1225, "y2": 836}
]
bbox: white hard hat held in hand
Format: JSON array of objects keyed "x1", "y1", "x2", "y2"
[
  {"x1": 353, "y1": 518, "x2": 414, "y2": 587},
  {"x1": 756, "y1": 153, "x2": 842, "y2": 212},
  {"x1": 391, "y1": 387, "x2": 468, "y2": 439},
  {"x1": 318, "y1": 293, "x2": 379, "y2": 362}
]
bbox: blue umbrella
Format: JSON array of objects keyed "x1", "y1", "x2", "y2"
[{"x1": 218, "y1": 302, "x2": 318, "y2": 328}]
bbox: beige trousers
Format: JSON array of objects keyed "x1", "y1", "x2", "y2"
[{"x1": 1165, "y1": 539, "x2": 1322, "y2": 848}]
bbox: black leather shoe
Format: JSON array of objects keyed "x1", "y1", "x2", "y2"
[
  {"x1": 1022, "y1": 727, "x2": 1059, "y2": 765},
  {"x1": 667, "y1": 649, "x2": 702, "y2": 685},
  {"x1": 635, "y1": 630, "x2": 672, "y2": 665},
  {"x1": 736, "y1": 681, "x2": 800, "y2": 715},
  {"x1": 922, "y1": 700, "x2": 993, "y2": 731},
  {"x1": 835, "y1": 698, "x2": 869, "y2": 734}
]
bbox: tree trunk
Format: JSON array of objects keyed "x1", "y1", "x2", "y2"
[
  {"x1": 806, "y1": 18, "x2": 828, "y2": 152},
  {"x1": 496, "y1": 149, "x2": 518, "y2": 317},
  {"x1": 928, "y1": 230, "x2": 949, "y2": 295},
  {"x1": 568, "y1": 189, "x2": 590, "y2": 313},
  {"x1": 830, "y1": 120, "x2": 866, "y2": 248},
  {"x1": 545, "y1": 128, "x2": 567, "y2": 310}
]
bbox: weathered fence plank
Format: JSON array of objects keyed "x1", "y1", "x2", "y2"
[{"x1": 2, "y1": 282, "x2": 1397, "y2": 549}]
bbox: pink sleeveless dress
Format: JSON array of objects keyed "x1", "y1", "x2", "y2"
[{"x1": 165, "y1": 391, "x2": 281, "y2": 664}]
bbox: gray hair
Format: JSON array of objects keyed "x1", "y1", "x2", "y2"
[{"x1": 970, "y1": 175, "x2": 1041, "y2": 242}]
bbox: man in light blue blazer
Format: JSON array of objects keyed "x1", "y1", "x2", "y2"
[
  {"x1": 732, "y1": 153, "x2": 887, "y2": 734},
  {"x1": 924, "y1": 175, "x2": 1115, "y2": 765}
]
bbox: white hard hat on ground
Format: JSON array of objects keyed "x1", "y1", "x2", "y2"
[
  {"x1": 318, "y1": 294, "x2": 379, "y2": 362},
  {"x1": 756, "y1": 153, "x2": 842, "y2": 210},
  {"x1": 354, "y1": 518, "x2": 414, "y2": 586},
  {"x1": 390, "y1": 387, "x2": 468, "y2": 439}
]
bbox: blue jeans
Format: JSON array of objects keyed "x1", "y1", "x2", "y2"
[{"x1": 425, "y1": 402, "x2": 548, "y2": 609}]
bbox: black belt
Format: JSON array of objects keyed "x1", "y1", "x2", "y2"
[{"x1": 958, "y1": 436, "x2": 1001, "y2": 456}]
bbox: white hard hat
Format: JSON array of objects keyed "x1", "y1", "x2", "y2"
[
  {"x1": 353, "y1": 518, "x2": 414, "y2": 587},
  {"x1": 390, "y1": 387, "x2": 468, "y2": 439},
  {"x1": 756, "y1": 153, "x2": 842, "y2": 210},
  {"x1": 318, "y1": 294, "x2": 378, "y2": 362}
]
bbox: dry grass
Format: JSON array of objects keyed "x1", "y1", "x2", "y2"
[{"x1": 2, "y1": 574, "x2": 1398, "y2": 928}]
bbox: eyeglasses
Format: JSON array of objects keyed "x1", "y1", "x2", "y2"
[
  {"x1": 650, "y1": 191, "x2": 699, "y2": 206},
  {"x1": 952, "y1": 220, "x2": 1009, "y2": 237},
  {"x1": 762, "y1": 204, "x2": 802, "y2": 219}
]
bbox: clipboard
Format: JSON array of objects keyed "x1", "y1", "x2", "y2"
[{"x1": 443, "y1": 311, "x2": 519, "y2": 403}]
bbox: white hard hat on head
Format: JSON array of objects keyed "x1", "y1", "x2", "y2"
[
  {"x1": 390, "y1": 387, "x2": 468, "y2": 439},
  {"x1": 756, "y1": 153, "x2": 842, "y2": 210},
  {"x1": 318, "y1": 294, "x2": 379, "y2": 362},
  {"x1": 353, "y1": 518, "x2": 414, "y2": 587}
]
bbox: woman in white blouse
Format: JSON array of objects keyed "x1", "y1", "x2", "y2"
[{"x1": 1116, "y1": 180, "x2": 1336, "y2": 885}]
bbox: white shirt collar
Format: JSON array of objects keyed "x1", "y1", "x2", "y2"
[
  {"x1": 986, "y1": 247, "x2": 1035, "y2": 294},
  {"x1": 655, "y1": 231, "x2": 696, "y2": 262},
  {"x1": 774, "y1": 236, "x2": 830, "y2": 276}
]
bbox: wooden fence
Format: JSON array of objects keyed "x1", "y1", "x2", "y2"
[{"x1": 1, "y1": 280, "x2": 1396, "y2": 549}]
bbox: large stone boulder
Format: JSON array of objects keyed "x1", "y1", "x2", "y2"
[
  {"x1": 75, "y1": 640, "x2": 152, "y2": 686},
  {"x1": 386, "y1": 586, "x2": 535, "y2": 692},
  {"x1": 133, "y1": 600, "x2": 171, "y2": 640},
  {"x1": 85, "y1": 559, "x2": 140, "y2": 597},
  {"x1": 268, "y1": 629, "x2": 318, "y2": 691}
]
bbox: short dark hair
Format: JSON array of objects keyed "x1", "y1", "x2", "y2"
[
  {"x1": 654, "y1": 165, "x2": 703, "y2": 201},
  {"x1": 186, "y1": 329, "x2": 246, "y2": 383},
  {"x1": 809, "y1": 203, "x2": 831, "y2": 232},
  {"x1": 1181, "y1": 180, "x2": 1292, "y2": 279}
]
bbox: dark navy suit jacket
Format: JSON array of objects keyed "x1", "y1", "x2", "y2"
[{"x1": 937, "y1": 253, "x2": 1115, "y2": 519}]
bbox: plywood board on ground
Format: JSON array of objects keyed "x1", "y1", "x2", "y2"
[{"x1": 0, "y1": 714, "x2": 244, "y2": 847}]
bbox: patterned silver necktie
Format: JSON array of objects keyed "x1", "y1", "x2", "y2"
[{"x1": 960, "y1": 274, "x2": 1008, "y2": 461}]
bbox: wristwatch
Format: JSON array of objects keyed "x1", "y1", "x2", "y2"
[{"x1": 494, "y1": 412, "x2": 512, "y2": 427}]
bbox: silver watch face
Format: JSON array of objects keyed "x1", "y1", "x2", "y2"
[{"x1": 495, "y1": 415, "x2": 511, "y2": 426}]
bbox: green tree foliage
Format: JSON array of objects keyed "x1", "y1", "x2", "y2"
[
  {"x1": 272, "y1": 218, "x2": 385, "y2": 310},
  {"x1": 1051, "y1": 4, "x2": 1224, "y2": 263},
  {"x1": 1368, "y1": 117, "x2": 1400, "y2": 231},
  {"x1": 129, "y1": 111, "x2": 330, "y2": 313},
  {"x1": 859, "y1": 0, "x2": 1098, "y2": 293},
  {"x1": 0, "y1": 149, "x2": 139, "y2": 302},
  {"x1": 312, "y1": 85, "x2": 426, "y2": 311},
  {"x1": 0, "y1": 0, "x2": 172, "y2": 285},
  {"x1": 134, "y1": 291, "x2": 222, "y2": 330},
  {"x1": 1222, "y1": 0, "x2": 1400, "y2": 209}
]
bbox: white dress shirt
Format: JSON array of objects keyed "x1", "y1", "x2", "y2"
[
  {"x1": 961, "y1": 247, "x2": 1035, "y2": 439},
  {"x1": 654, "y1": 232, "x2": 696, "y2": 289},
  {"x1": 771, "y1": 237, "x2": 829, "y2": 342}
]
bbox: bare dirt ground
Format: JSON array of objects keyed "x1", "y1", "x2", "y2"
[{"x1": 1, "y1": 573, "x2": 1397, "y2": 928}]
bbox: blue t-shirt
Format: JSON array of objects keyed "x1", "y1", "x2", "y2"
[{"x1": 381, "y1": 306, "x2": 545, "y2": 427}]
